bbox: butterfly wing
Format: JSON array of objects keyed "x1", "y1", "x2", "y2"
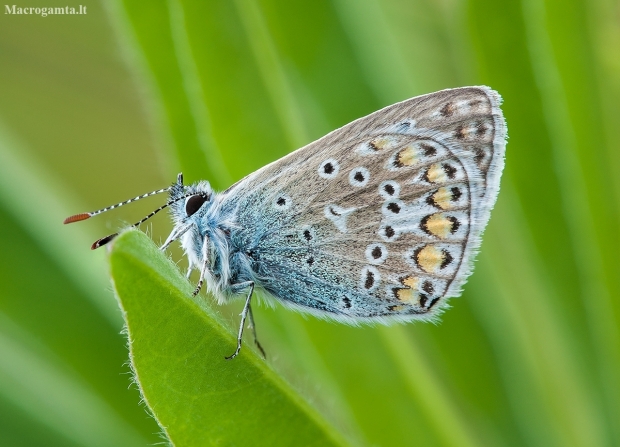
[{"x1": 219, "y1": 86, "x2": 506, "y2": 323}]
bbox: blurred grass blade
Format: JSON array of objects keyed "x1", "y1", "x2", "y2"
[
  {"x1": 378, "y1": 326, "x2": 479, "y2": 447},
  {"x1": 332, "y1": 0, "x2": 418, "y2": 101},
  {"x1": 0, "y1": 313, "x2": 149, "y2": 447},
  {"x1": 233, "y1": 0, "x2": 310, "y2": 147},
  {"x1": 0, "y1": 122, "x2": 118, "y2": 326},
  {"x1": 476, "y1": 186, "x2": 607, "y2": 447},
  {"x1": 104, "y1": 0, "x2": 223, "y2": 184},
  {"x1": 520, "y1": 0, "x2": 620, "y2": 438},
  {"x1": 167, "y1": 0, "x2": 232, "y2": 186},
  {"x1": 102, "y1": 0, "x2": 181, "y2": 180},
  {"x1": 109, "y1": 229, "x2": 348, "y2": 447}
]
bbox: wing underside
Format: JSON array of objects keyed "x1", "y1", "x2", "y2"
[{"x1": 220, "y1": 86, "x2": 506, "y2": 323}]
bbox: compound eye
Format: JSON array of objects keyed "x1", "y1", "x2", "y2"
[{"x1": 185, "y1": 194, "x2": 207, "y2": 217}]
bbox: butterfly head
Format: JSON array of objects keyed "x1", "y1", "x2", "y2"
[
  {"x1": 168, "y1": 173, "x2": 213, "y2": 226},
  {"x1": 167, "y1": 173, "x2": 233, "y2": 297}
]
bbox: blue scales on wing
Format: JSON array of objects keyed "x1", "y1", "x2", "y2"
[{"x1": 217, "y1": 86, "x2": 506, "y2": 324}]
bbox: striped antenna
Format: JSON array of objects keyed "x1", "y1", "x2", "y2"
[
  {"x1": 63, "y1": 187, "x2": 171, "y2": 225},
  {"x1": 90, "y1": 194, "x2": 188, "y2": 250}
]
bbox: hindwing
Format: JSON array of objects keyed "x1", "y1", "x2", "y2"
[{"x1": 219, "y1": 86, "x2": 506, "y2": 322}]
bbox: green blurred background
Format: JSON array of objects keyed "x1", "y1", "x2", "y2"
[{"x1": 1, "y1": 0, "x2": 619, "y2": 445}]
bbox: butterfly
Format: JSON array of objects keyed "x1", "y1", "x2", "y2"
[{"x1": 65, "y1": 86, "x2": 506, "y2": 359}]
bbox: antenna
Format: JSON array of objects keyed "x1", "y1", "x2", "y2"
[
  {"x1": 63, "y1": 187, "x2": 171, "y2": 224},
  {"x1": 90, "y1": 195, "x2": 187, "y2": 249},
  {"x1": 64, "y1": 173, "x2": 187, "y2": 249}
]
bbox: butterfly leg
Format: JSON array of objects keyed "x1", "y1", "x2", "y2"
[
  {"x1": 247, "y1": 303, "x2": 266, "y2": 359},
  {"x1": 160, "y1": 222, "x2": 192, "y2": 251},
  {"x1": 226, "y1": 281, "x2": 255, "y2": 360},
  {"x1": 192, "y1": 236, "x2": 209, "y2": 297}
]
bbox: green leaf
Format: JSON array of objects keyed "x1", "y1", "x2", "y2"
[{"x1": 109, "y1": 229, "x2": 348, "y2": 447}]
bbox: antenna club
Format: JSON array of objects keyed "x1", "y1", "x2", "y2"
[
  {"x1": 91, "y1": 233, "x2": 118, "y2": 250},
  {"x1": 64, "y1": 213, "x2": 91, "y2": 224}
]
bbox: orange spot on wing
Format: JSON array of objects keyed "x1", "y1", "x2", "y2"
[
  {"x1": 431, "y1": 187, "x2": 453, "y2": 209},
  {"x1": 369, "y1": 137, "x2": 390, "y2": 150},
  {"x1": 425, "y1": 214, "x2": 453, "y2": 238},
  {"x1": 395, "y1": 276, "x2": 419, "y2": 303},
  {"x1": 396, "y1": 146, "x2": 417, "y2": 166},
  {"x1": 396, "y1": 288, "x2": 416, "y2": 303},
  {"x1": 401, "y1": 275, "x2": 419, "y2": 289},
  {"x1": 416, "y1": 245, "x2": 444, "y2": 273},
  {"x1": 426, "y1": 164, "x2": 447, "y2": 183}
]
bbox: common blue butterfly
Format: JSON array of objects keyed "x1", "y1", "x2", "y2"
[{"x1": 65, "y1": 86, "x2": 506, "y2": 359}]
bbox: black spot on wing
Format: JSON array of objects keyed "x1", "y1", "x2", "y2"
[
  {"x1": 387, "y1": 202, "x2": 401, "y2": 214},
  {"x1": 440, "y1": 250, "x2": 453, "y2": 269},
  {"x1": 420, "y1": 143, "x2": 437, "y2": 157},
  {"x1": 443, "y1": 164, "x2": 457, "y2": 179},
  {"x1": 422, "y1": 281, "x2": 434, "y2": 294}
]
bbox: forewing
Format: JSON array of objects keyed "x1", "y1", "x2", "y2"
[{"x1": 220, "y1": 86, "x2": 506, "y2": 322}]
